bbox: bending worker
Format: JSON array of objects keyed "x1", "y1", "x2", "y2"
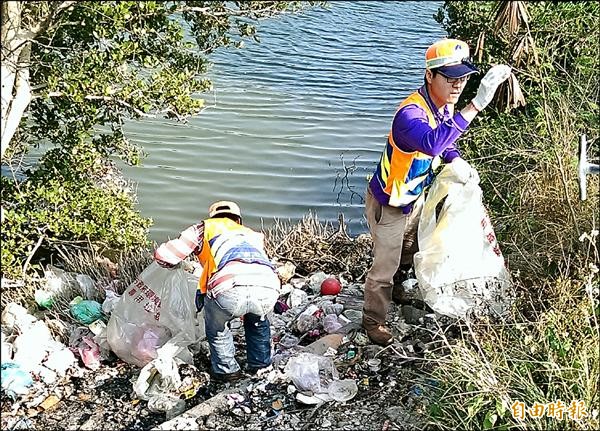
[
  {"x1": 363, "y1": 38, "x2": 511, "y2": 345},
  {"x1": 154, "y1": 201, "x2": 280, "y2": 382}
]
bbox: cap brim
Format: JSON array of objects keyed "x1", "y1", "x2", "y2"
[{"x1": 437, "y1": 62, "x2": 479, "y2": 78}]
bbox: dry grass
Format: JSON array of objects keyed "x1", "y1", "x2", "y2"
[
  {"x1": 424, "y1": 270, "x2": 599, "y2": 430},
  {"x1": 262, "y1": 211, "x2": 373, "y2": 282}
]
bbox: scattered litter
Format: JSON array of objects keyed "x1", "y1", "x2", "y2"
[
  {"x1": 1, "y1": 362, "x2": 34, "y2": 398},
  {"x1": 327, "y1": 379, "x2": 358, "y2": 402},
  {"x1": 39, "y1": 394, "x2": 61, "y2": 411},
  {"x1": 1, "y1": 258, "x2": 438, "y2": 431},
  {"x1": 70, "y1": 297, "x2": 104, "y2": 325}
]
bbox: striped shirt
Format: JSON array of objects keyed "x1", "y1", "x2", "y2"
[{"x1": 154, "y1": 222, "x2": 205, "y2": 265}]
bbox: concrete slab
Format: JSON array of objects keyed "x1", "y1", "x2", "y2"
[{"x1": 152, "y1": 380, "x2": 252, "y2": 430}]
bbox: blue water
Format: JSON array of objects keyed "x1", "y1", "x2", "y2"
[{"x1": 122, "y1": 1, "x2": 445, "y2": 242}]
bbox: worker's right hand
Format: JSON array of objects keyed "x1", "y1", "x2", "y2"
[
  {"x1": 452, "y1": 158, "x2": 480, "y2": 184},
  {"x1": 471, "y1": 64, "x2": 511, "y2": 111}
]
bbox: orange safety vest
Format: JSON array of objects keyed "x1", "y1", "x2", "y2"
[
  {"x1": 195, "y1": 218, "x2": 272, "y2": 294},
  {"x1": 371, "y1": 91, "x2": 442, "y2": 207}
]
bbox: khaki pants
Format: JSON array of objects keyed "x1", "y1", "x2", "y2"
[{"x1": 363, "y1": 187, "x2": 423, "y2": 328}]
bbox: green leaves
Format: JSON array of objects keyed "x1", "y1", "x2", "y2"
[
  {"x1": 1, "y1": 156, "x2": 152, "y2": 278},
  {"x1": 3, "y1": 1, "x2": 321, "y2": 277}
]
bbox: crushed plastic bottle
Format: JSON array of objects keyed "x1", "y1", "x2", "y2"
[{"x1": 327, "y1": 379, "x2": 358, "y2": 402}]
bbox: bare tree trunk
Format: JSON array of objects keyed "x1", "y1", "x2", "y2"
[
  {"x1": 1, "y1": 0, "x2": 76, "y2": 161},
  {"x1": 1, "y1": 1, "x2": 27, "y2": 161},
  {"x1": 1, "y1": 43, "x2": 31, "y2": 159}
]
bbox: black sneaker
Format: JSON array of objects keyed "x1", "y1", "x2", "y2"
[{"x1": 210, "y1": 370, "x2": 243, "y2": 383}]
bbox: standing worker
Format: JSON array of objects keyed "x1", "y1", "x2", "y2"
[
  {"x1": 154, "y1": 201, "x2": 280, "y2": 382},
  {"x1": 363, "y1": 38, "x2": 511, "y2": 345}
]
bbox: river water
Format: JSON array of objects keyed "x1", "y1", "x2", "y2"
[{"x1": 121, "y1": 1, "x2": 445, "y2": 242}]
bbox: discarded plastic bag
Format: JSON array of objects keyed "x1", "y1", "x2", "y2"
[
  {"x1": 278, "y1": 333, "x2": 300, "y2": 349},
  {"x1": 296, "y1": 314, "x2": 318, "y2": 333},
  {"x1": 287, "y1": 288, "x2": 308, "y2": 308},
  {"x1": 322, "y1": 314, "x2": 343, "y2": 334},
  {"x1": 2, "y1": 303, "x2": 37, "y2": 333},
  {"x1": 414, "y1": 163, "x2": 513, "y2": 319},
  {"x1": 284, "y1": 352, "x2": 338, "y2": 393},
  {"x1": 44, "y1": 348, "x2": 76, "y2": 376},
  {"x1": 102, "y1": 290, "x2": 121, "y2": 315},
  {"x1": 148, "y1": 394, "x2": 186, "y2": 419},
  {"x1": 43, "y1": 265, "x2": 76, "y2": 298},
  {"x1": 1, "y1": 341, "x2": 13, "y2": 363},
  {"x1": 107, "y1": 262, "x2": 197, "y2": 367},
  {"x1": 34, "y1": 289, "x2": 55, "y2": 309},
  {"x1": 1, "y1": 362, "x2": 33, "y2": 398},
  {"x1": 133, "y1": 343, "x2": 182, "y2": 401},
  {"x1": 78, "y1": 337, "x2": 101, "y2": 370},
  {"x1": 76, "y1": 274, "x2": 96, "y2": 299},
  {"x1": 13, "y1": 321, "x2": 54, "y2": 371},
  {"x1": 70, "y1": 297, "x2": 104, "y2": 324}
]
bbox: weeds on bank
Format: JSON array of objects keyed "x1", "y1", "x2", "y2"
[{"x1": 424, "y1": 249, "x2": 599, "y2": 431}]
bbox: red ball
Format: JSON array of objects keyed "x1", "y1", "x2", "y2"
[{"x1": 320, "y1": 277, "x2": 342, "y2": 295}]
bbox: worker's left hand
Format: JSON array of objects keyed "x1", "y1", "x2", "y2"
[
  {"x1": 452, "y1": 158, "x2": 480, "y2": 184},
  {"x1": 471, "y1": 64, "x2": 512, "y2": 111},
  {"x1": 156, "y1": 258, "x2": 178, "y2": 269},
  {"x1": 195, "y1": 290, "x2": 205, "y2": 313}
]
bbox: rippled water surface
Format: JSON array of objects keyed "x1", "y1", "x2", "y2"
[{"x1": 122, "y1": 1, "x2": 445, "y2": 242}]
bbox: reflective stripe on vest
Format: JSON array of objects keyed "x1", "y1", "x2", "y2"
[
  {"x1": 196, "y1": 218, "x2": 272, "y2": 293},
  {"x1": 373, "y1": 91, "x2": 441, "y2": 207}
]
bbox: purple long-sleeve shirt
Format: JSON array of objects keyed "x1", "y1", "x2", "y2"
[
  {"x1": 369, "y1": 85, "x2": 471, "y2": 211},
  {"x1": 392, "y1": 86, "x2": 469, "y2": 161}
]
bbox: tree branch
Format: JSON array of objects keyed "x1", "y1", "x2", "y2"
[
  {"x1": 26, "y1": 1, "x2": 77, "y2": 39},
  {"x1": 22, "y1": 227, "x2": 47, "y2": 276},
  {"x1": 181, "y1": 3, "x2": 283, "y2": 19},
  {"x1": 47, "y1": 92, "x2": 157, "y2": 118}
]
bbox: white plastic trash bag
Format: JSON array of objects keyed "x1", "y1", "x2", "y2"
[
  {"x1": 284, "y1": 352, "x2": 339, "y2": 393},
  {"x1": 107, "y1": 262, "x2": 198, "y2": 367},
  {"x1": 414, "y1": 163, "x2": 512, "y2": 319}
]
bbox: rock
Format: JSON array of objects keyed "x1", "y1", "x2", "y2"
[
  {"x1": 401, "y1": 305, "x2": 429, "y2": 325},
  {"x1": 303, "y1": 334, "x2": 344, "y2": 355},
  {"x1": 386, "y1": 406, "x2": 404, "y2": 421}
]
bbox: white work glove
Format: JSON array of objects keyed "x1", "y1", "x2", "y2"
[
  {"x1": 471, "y1": 64, "x2": 512, "y2": 111},
  {"x1": 451, "y1": 158, "x2": 480, "y2": 184}
]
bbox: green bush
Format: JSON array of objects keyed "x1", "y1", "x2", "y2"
[{"x1": 1, "y1": 150, "x2": 151, "y2": 279}]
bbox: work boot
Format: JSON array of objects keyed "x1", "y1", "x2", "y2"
[
  {"x1": 245, "y1": 364, "x2": 272, "y2": 376},
  {"x1": 364, "y1": 323, "x2": 394, "y2": 346},
  {"x1": 210, "y1": 370, "x2": 243, "y2": 383}
]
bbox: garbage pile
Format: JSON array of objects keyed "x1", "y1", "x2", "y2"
[{"x1": 0, "y1": 258, "x2": 439, "y2": 431}]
